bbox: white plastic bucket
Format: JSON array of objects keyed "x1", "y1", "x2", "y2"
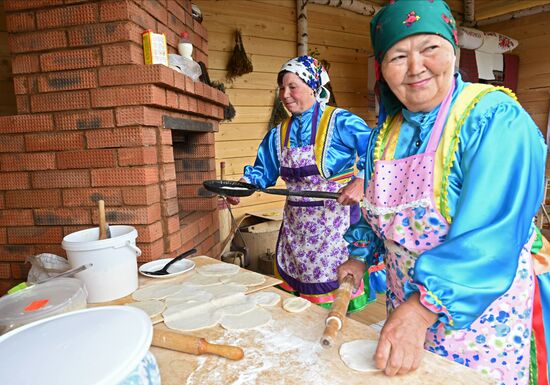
[{"x1": 62, "y1": 226, "x2": 141, "y2": 303}]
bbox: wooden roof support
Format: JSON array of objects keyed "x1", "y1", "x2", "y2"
[
  {"x1": 308, "y1": 0, "x2": 380, "y2": 16},
  {"x1": 463, "y1": 0, "x2": 475, "y2": 27},
  {"x1": 297, "y1": 0, "x2": 308, "y2": 56},
  {"x1": 476, "y1": 4, "x2": 550, "y2": 26}
]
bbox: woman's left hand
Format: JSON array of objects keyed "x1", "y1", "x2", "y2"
[
  {"x1": 374, "y1": 293, "x2": 438, "y2": 376},
  {"x1": 337, "y1": 178, "x2": 364, "y2": 205}
]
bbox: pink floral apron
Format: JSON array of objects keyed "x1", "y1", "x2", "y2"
[
  {"x1": 362, "y1": 82, "x2": 534, "y2": 384},
  {"x1": 275, "y1": 104, "x2": 365, "y2": 303}
]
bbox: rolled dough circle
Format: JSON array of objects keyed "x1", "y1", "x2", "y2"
[
  {"x1": 339, "y1": 339, "x2": 381, "y2": 372},
  {"x1": 126, "y1": 300, "x2": 165, "y2": 318},
  {"x1": 197, "y1": 263, "x2": 240, "y2": 277},
  {"x1": 248, "y1": 291, "x2": 281, "y2": 307},
  {"x1": 282, "y1": 297, "x2": 311, "y2": 313},
  {"x1": 220, "y1": 271, "x2": 266, "y2": 286},
  {"x1": 220, "y1": 307, "x2": 272, "y2": 330}
]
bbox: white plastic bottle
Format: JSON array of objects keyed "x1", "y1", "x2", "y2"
[{"x1": 178, "y1": 31, "x2": 193, "y2": 60}]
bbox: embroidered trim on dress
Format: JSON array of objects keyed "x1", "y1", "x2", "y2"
[
  {"x1": 362, "y1": 196, "x2": 432, "y2": 216},
  {"x1": 408, "y1": 281, "x2": 455, "y2": 327},
  {"x1": 319, "y1": 107, "x2": 340, "y2": 179}
]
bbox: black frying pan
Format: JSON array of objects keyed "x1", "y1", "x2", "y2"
[{"x1": 203, "y1": 180, "x2": 340, "y2": 200}]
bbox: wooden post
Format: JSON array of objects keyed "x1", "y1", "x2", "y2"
[{"x1": 297, "y1": 0, "x2": 308, "y2": 56}]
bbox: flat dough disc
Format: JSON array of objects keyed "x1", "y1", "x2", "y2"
[
  {"x1": 196, "y1": 263, "x2": 240, "y2": 277},
  {"x1": 216, "y1": 301, "x2": 256, "y2": 316},
  {"x1": 339, "y1": 339, "x2": 381, "y2": 372},
  {"x1": 132, "y1": 283, "x2": 182, "y2": 301},
  {"x1": 183, "y1": 273, "x2": 223, "y2": 287},
  {"x1": 126, "y1": 300, "x2": 165, "y2": 318},
  {"x1": 165, "y1": 311, "x2": 222, "y2": 332},
  {"x1": 248, "y1": 291, "x2": 281, "y2": 307},
  {"x1": 220, "y1": 271, "x2": 266, "y2": 286},
  {"x1": 282, "y1": 297, "x2": 311, "y2": 313},
  {"x1": 220, "y1": 307, "x2": 271, "y2": 330}
]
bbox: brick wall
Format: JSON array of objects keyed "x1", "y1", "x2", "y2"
[{"x1": 0, "y1": 0, "x2": 227, "y2": 294}]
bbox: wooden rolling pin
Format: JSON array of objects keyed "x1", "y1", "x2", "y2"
[
  {"x1": 320, "y1": 274, "x2": 355, "y2": 348},
  {"x1": 152, "y1": 328, "x2": 244, "y2": 360}
]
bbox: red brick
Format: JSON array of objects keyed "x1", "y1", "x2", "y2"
[
  {"x1": 98, "y1": 64, "x2": 174, "y2": 87},
  {"x1": 0, "y1": 114, "x2": 54, "y2": 133},
  {"x1": 187, "y1": 96, "x2": 198, "y2": 113},
  {"x1": 91, "y1": 166, "x2": 159, "y2": 187},
  {"x1": 99, "y1": 0, "x2": 130, "y2": 22},
  {"x1": 8, "y1": 226, "x2": 63, "y2": 244},
  {"x1": 37, "y1": 69, "x2": 98, "y2": 92},
  {"x1": 167, "y1": 0, "x2": 186, "y2": 25},
  {"x1": 118, "y1": 146, "x2": 157, "y2": 166},
  {"x1": 194, "y1": 20, "x2": 208, "y2": 41},
  {"x1": 13, "y1": 76, "x2": 27, "y2": 95},
  {"x1": 40, "y1": 48, "x2": 101, "y2": 72},
  {"x1": 166, "y1": 214, "x2": 180, "y2": 233},
  {"x1": 165, "y1": 231, "x2": 182, "y2": 253},
  {"x1": 180, "y1": 218, "x2": 199, "y2": 242},
  {"x1": 178, "y1": 94, "x2": 189, "y2": 111},
  {"x1": 159, "y1": 128, "x2": 172, "y2": 146},
  {"x1": 0, "y1": 136, "x2": 25, "y2": 153},
  {"x1": 0, "y1": 209, "x2": 34, "y2": 226},
  {"x1": 160, "y1": 162, "x2": 176, "y2": 182},
  {"x1": 126, "y1": 1, "x2": 157, "y2": 30},
  {"x1": 141, "y1": 0, "x2": 168, "y2": 24},
  {"x1": 0, "y1": 172, "x2": 30, "y2": 190},
  {"x1": 30, "y1": 90, "x2": 91, "y2": 112},
  {"x1": 115, "y1": 106, "x2": 163, "y2": 127},
  {"x1": 0, "y1": 263, "x2": 10, "y2": 279},
  {"x1": 1, "y1": 152, "x2": 56, "y2": 171},
  {"x1": 174, "y1": 72, "x2": 186, "y2": 91},
  {"x1": 0, "y1": 245, "x2": 34, "y2": 262},
  {"x1": 5, "y1": 189, "x2": 61, "y2": 208},
  {"x1": 178, "y1": 196, "x2": 217, "y2": 211},
  {"x1": 94, "y1": 203, "x2": 161, "y2": 225},
  {"x1": 90, "y1": 85, "x2": 166, "y2": 108},
  {"x1": 11, "y1": 54, "x2": 40, "y2": 74},
  {"x1": 161, "y1": 197, "x2": 178, "y2": 217},
  {"x1": 32, "y1": 170, "x2": 90, "y2": 188},
  {"x1": 102, "y1": 42, "x2": 144, "y2": 66},
  {"x1": 34, "y1": 208, "x2": 91, "y2": 225},
  {"x1": 161, "y1": 180, "x2": 177, "y2": 199},
  {"x1": 62, "y1": 188, "x2": 123, "y2": 207},
  {"x1": 135, "y1": 221, "x2": 163, "y2": 243},
  {"x1": 167, "y1": 13, "x2": 186, "y2": 36},
  {"x1": 25, "y1": 132, "x2": 84, "y2": 152},
  {"x1": 16, "y1": 95, "x2": 30, "y2": 113},
  {"x1": 57, "y1": 149, "x2": 117, "y2": 169},
  {"x1": 194, "y1": 49, "x2": 207, "y2": 67},
  {"x1": 138, "y1": 238, "x2": 164, "y2": 262},
  {"x1": 54, "y1": 109, "x2": 115, "y2": 130},
  {"x1": 11, "y1": 262, "x2": 31, "y2": 280},
  {"x1": 3, "y1": 0, "x2": 63, "y2": 11},
  {"x1": 36, "y1": 3, "x2": 97, "y2": 29},
  {"x1": 166, "y1": 89, "x2": 178, "y2": 109},
  {"x1": 184, "y1": 76, "x2": 194, "y2": 94},
  {"x1": 86, "y1": 126, "x2": 157, "y2": 148},
  {"x1": 9, "y1": 30, "x2": 67, "y2": 53},
  {"x1": 67, "y1": 21, "x2": 142, "y2": 47},
  {"x1": 5, "y1": 11, "x2": 36, "y2": 32},
  {"x1": 122, "y1": 185, "x2": 160, "y2": 206}
]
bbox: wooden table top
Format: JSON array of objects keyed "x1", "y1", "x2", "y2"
[{"x1": 131, "y1": 256, "x2": 496, "y2": 385}]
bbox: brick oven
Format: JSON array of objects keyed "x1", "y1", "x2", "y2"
[{"x1": 0, "y1": 0, "x2": 228, "y2": 293}]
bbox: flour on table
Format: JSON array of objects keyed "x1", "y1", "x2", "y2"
[
  {"x1": 125, "y1": 300, "x2": 165, "y2": 317},
  {"x1": 220, "y1": 271, "x2": 266, "y2": 286},
  {"x1": 132, "y1": 283, "x2": 182, "y2": 301},
  {"x1": 196, "y1": 263, "x2": 240, "y2": 277},
  {"x1": 220, "y1": 307, "x2": 272, "y2": 330},
  {"x1": 282, "y1": 297, "x2": 311, "y2": 313},
  {"x1": 339, "y1": 339, "x2": 380, "y2": 372},
  {"x1": 248, "y1": 291, "x2": 280, "y2": 307}
]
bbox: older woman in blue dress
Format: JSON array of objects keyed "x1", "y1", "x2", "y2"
[
  {"x1": 338, "y1": 0, "x2": 547, "y2": 382},
  {"x1": 228, "y1": 55, "x2": 379, "y2": 312}
]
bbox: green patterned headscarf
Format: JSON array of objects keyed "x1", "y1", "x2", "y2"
[{"x1": 371, "y1": 0, "x2": 458, "y2": 115}]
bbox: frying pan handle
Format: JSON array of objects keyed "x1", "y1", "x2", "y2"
[{"x1": 263, "y1": 189, "x2": 340, "y2": 200}]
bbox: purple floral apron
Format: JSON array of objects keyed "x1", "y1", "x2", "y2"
[
  {"x1": 275, "y1": 104, "x2": 361, "y2": 300},
  {"x1": 362, "y1": 82, "x2": 534, "y2": 384}
]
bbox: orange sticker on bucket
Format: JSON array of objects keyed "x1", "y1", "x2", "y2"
[{"x1": 24, "y1": 299, "x2": 49, "y2": 312}]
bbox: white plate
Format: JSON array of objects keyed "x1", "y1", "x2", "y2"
[{"x1": 139, "y1": 258, "x2": 195, "y2": 279}]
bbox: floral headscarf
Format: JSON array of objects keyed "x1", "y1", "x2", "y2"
[{"x1": 279, "y1": 55, "x2": 331, "y2": 107}]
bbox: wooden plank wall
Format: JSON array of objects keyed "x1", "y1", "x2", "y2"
[
  {"x1": 478, "y1": 12, "x2": 550, "y2": 138},
  {"x1": 195, "y1": 0, "x2": 372, "y2": 219},
  {"x1": 0, "y1": 0, "x2": 17, "y2": 116}
]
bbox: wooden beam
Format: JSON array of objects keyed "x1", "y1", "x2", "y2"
[
  {"x1": 308, "y1": 0, "x2": 380, "y2": 16},
  {"x1": 476, "y1": 4, "x2": 550, "y2": 26},
  {"x1": 463, "y1": 0, "x2": 475, "y2": 26},
  {"x1": 475, "y1": 0, "x2": 550, "y2": 21},
  {"x1": 297, "y1": 0, "x2": 308, "y2": 56}
]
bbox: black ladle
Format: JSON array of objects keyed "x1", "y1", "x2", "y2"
[
  {"x1": 142, "y1": 248, "x2": 197, "y2": 276},
  {"x1": 202, "y1": 180, "x2": 340, "y2": 200}
]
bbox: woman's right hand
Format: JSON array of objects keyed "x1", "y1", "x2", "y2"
[
  {"x1": 337, "y1": 259, "x2": 367, "y2": 289},
  {"x1": 225, "y1": 196, "x2": 240, "y2": 205}
]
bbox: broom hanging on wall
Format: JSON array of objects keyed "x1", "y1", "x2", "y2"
[
  {"x1": 226, "y1": 29, "x2": 253, "y2": 82},
  {"x1": 268, "y1": 90, "x2": 289, "y2": 129}
]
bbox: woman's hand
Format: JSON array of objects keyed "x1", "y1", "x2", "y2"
[
  {"x1": 225, "y1": 196, "x2": 240, "y2": 205},
  {"x1": 337, "y1": 178, "x2": 364, "y2": 205},
  {"x1": 337, "y1": 259, "x2": 367, "y2": 289},
  {"x1": 374, "y1": 292, "x2": 438, "y2": 376}
]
